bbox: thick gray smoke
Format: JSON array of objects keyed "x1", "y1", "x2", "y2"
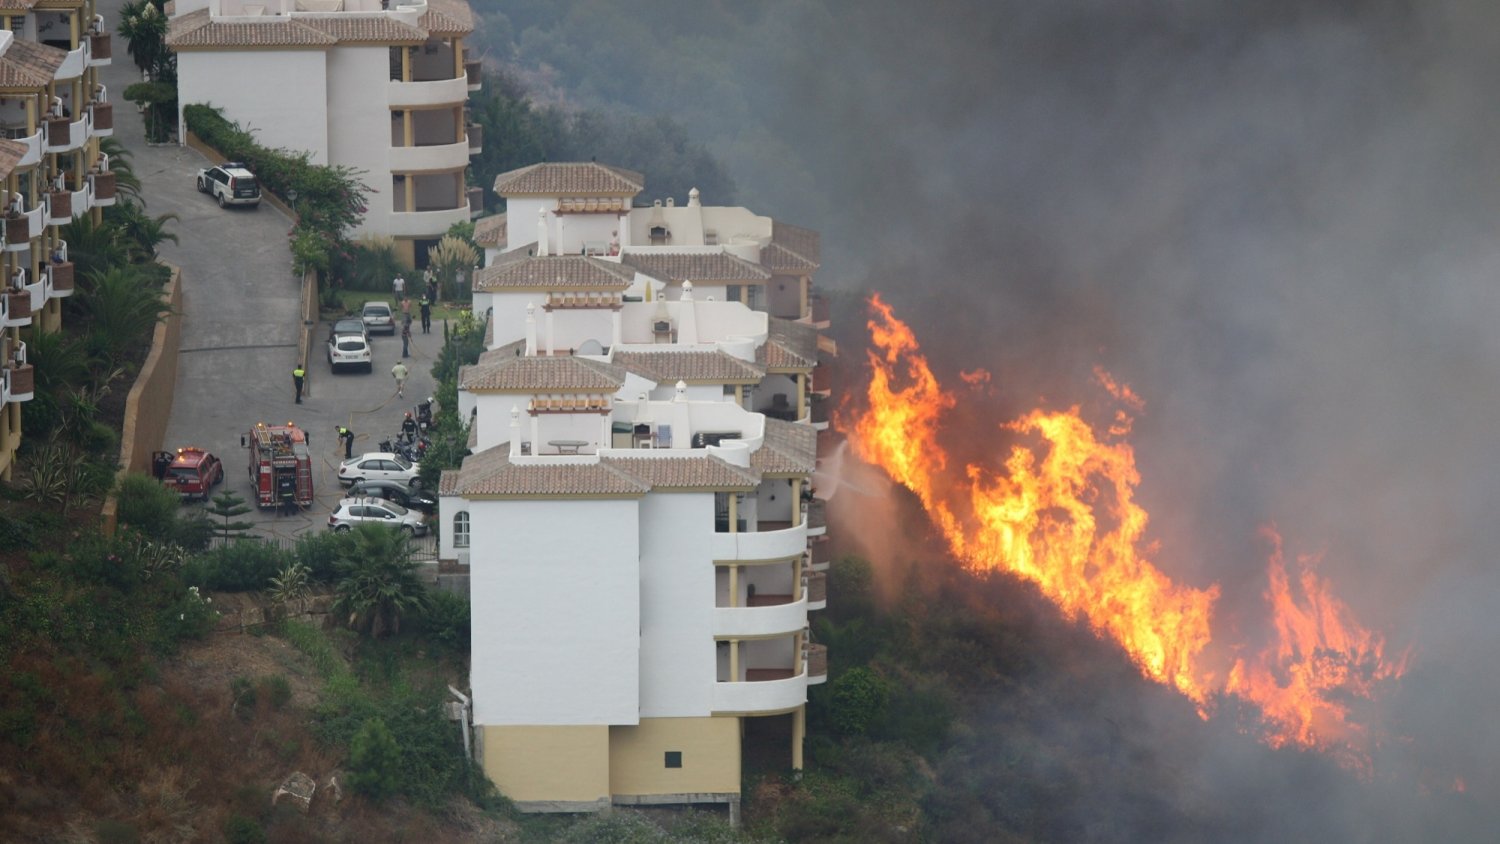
[{"x1": 747, "y1": 0, "x2": 1500, "y2": 833}]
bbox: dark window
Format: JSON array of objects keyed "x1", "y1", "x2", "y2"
[{"x1": 664, "y1": 751, "x2": 682, "y2": 769}]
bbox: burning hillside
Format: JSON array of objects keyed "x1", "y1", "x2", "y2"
[{"x1": 847, "y1": 294, "x2": 1408, "y2": 770}]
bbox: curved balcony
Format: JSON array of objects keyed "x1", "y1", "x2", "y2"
[
  {"x1": 57, "y1": 42, "x2": 88, "y2": 80},
  {"x1": 9, "y1": 129, "x2": 42, "y2": 167},
  {"x1": 803, "y1": 499, "x2": 826, "y2": 538},
  {"x1": 467, "y1": 123, "x2": 482, "y2": 154},
  {"x1": 713, "y1": 597, "x2": 807, "y2": 639},
  {"x1": 385, "y1": 205, "x2": 471, "y2": 238},
  {"x1": 71, "y1": 183, "x2": 92, "y2": 218},
  {"x1": 48, "y1": 191, "x2": 71, "y2": 225},
  {"x1": 389, "y1": 140, "x2": 470, "y2": 172},
  {"x1": 805, "y1": 571, "x2": 826, "y2": 611},
  {"x1": 711, "y1": 671, "x2": 807, "y2": 715},
  {"x1": 2, "y1": 215, "x2": 28, "y2": 253},
  {"x1": 45, "y1": 117, "x2": 71, "y2": 153},
  {"x1": 89, "y1": 33, "x2": 112, "y2": 67},
  {"x1": 3, "y1": 290, "x2": 30, "y2": 327},
  {"x1": 7, "y1": 342, "x2": 31, "y2": 402},
  {"x1": 90, "y1": 102, "x2": 113, "y2": 137},
  {"x1": 464, "y1": 56, "x2": 481, "y2": 91},
  {"x1": 26, "y1": 275, "x2": 49, "y2": 311},
  {"x1": 809, "y1": 536, "x2": 831, "y2": 572},
  {"x1": 806, "y1": 644, "x2": 828, "y2": 685},
  {"x1": 90, "y1": 171, "x2": 115, "y2": 207},
  {"x1": 48, "y1": 261, "x2": 74, "y2": 298},
  {"x1": 387, "y1": 76, "x2": 468, "y2": 108},
  {"x1": 712, "y1": 522, "x2": 807, "y2": 563}
]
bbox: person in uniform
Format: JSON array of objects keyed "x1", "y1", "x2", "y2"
[{"x1": 292, "y1": 363, "x2": 306, "y2": 403}]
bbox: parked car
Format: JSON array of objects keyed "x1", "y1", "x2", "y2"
[
  {"x1": 330, "y1": 317, "x2": 368, "y2": 341},
  {"x1": 159, "y1": 447, "x2": 224, "y2": 500},
  {"x1": 338, "y1": 452, "x2": 420, "y2": 486},
  {"x1": 328, "y1": 497, "x2": 428, "y2": 536},
  {"x1": 361, "y1": 301, "x2": 395, "y2": 335},
  {"x1": 195, "y1": 162, "x2": 261, "y2": 208},
  {"x1": 327, "y1": 332, "x2": 373, "y2": 373},
  {"x1": 346, "y1": 478, "x2": 438, "y2": 513}
]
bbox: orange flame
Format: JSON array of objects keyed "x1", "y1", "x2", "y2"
[{"x1": 850, "y1": 295, "x2": 1406, "y2": 765}]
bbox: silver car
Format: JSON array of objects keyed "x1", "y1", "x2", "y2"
[
  {"x1": 328, "y1": 497, "x2": 427, "y2": 536},
  {"x1": 361, "y1": 301, "x2": 395, "y2": 335}
]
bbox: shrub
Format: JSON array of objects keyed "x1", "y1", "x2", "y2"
[
  {"x1": 223, "y1": 815, "x2": 266, "y2": 844},
  {"x1": 416, "y1": 590, "x2": 470, "y2": 653},
  {"x1": 829, "y1": 667, "x2": 889, "y2": 738},
  {"x1": 347, "y1": 716, "x2": 401, "y2": 801},
  {"x1": 186, "y1": 541, "x2": 290, "y2": 592},
  {"x1": 293, "y1": 531, "x2": 353, "y2": 583},
  {"x1": 116, "y1": 472, "x2": 182, "y2": 538},
  {"x1": 259, "y1": 675, "x2": 293, "y2": 710}
]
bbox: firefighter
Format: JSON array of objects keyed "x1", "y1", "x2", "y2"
[
  {"x1": 401, "y1": 411, "x2": 417, "y2": 441},
  {"x1": 277, "y1": 476, "x2": 297, "y2": 516},
  {"x1": 337, "y1": 426, "x2": 354, "y2": 459}
]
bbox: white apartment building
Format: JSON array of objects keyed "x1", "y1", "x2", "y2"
[
  {"x1": 165, "y1": 0, "x2": 481, "y2": 264},
  {"x1": 443, "y1": 163, "x2": 834, "y2": 813}
]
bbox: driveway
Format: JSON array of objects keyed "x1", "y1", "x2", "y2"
[{"x1": 99, "y1": 0, "x2": 441, "y2": 542}]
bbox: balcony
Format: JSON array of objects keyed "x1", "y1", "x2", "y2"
[
  {"x1": 809, "y1": 292, "x2": 830, "y2": 328},
  {"x1": 712, "y1": 522, "x2": 808, "y2": 563},
  {"x1": 809, "y1": 395, "x2": 830, "y2": 431},
  {"x1": 464, "y1": 52, "x2": 482, "y2": 91},
  {"x1": 57, "y1": 41, "x2": 88, "y2": 80},
  {"x1": 467, "y1": 123, "x2": 482, "y2": 154},
  {"x1": 89, "y1": 33, "x2": 112, "y2": 67},
  {"x1": 713, "y1": 596, "x2": 807, "y2": 638},
  {"x1": 47, "y1": 261, "x2": 74, "y2": 298},
  {"x1": 806, "y1": 644, "x2": 828, "y2": 685},
  {"x1": 48, "y1": 190, "x2": 71, "y2": 225},
  {"x1": 387, "y1": 76, "x2": 469, "y2": 108},
  {"x1": 805, "y1": 571, "x2": 826, "y2": 611},
  {"x1": 388, "y1": 140, "x2": 470, "y2": 172},
  {"x1": 2, "y1": 128, "x2": 43, "y2": 167},
  {"x1": 809, "y1": 537, "x2": 830, "y2": 572},
  {"x1": 7, "y1": 341, "x2": 31, "y2": 402},
  {"x1": 3, "y1": 289, "x2": 30, "y2": 328},
  {"x1": 467, "y1": 186, "x2": 484, "y2": 218},
  {"x1": 712, "y1": 670, "x2": 807, "y2": 715},
  {"x1": 386, "y1": 205, "x2": 472, "y2": 238},
  {"x1": 90, "y1": 102, "x2": 113, "y2": 138},
  {"x1": 26, "y1": 273, "x2": 49, "y2": 312},
  {"x1": 803, "y1": 499, "x2": 826, "y2": 537},
  {"x1": 3, "y1": 215, "x2": 29, "y2": 253},
  {"x1": 45, "y1": 117, "x2": 71, "y2": 153},
  {"x1": 90, "y1": 170, "x2": 116, "y2": 207}
]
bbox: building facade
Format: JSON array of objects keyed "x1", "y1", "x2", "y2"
[
  {"x1": 0, "y1": 11, "x2": 112, "y2": 479},
  {"x1": 165, "y1": 0, "x2": 480, "y2": 265},
  {"x1": 444, "y1": 163, "x2": 834, "y2": 813}
]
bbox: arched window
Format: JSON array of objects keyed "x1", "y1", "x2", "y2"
[{"x1": 453, "y1": 511, "x2": 470, "y2": 548}]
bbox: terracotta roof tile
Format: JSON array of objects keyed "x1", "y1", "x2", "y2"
[
  {"x1": 473, "y1": 253, "x2": 635, "y2": 291},
  {"x1": 757, "y1": 317, "x2": 817, "y2": 370},
  {"x1": 420, "y1": 0, "x2": 474, "y2": 34},
  {"x1": 621, "y1": 251, "x2": 770, "y2": 283},
  {"x1": 473, "y1": 212, "x2": 505, "y2": 247},
  {"x1": 0, "y1": 0, "x2": 40, "y2": 11},
  {"x1": 613, "y1": 350, "x2": 763, "y2": 385},
  {"x1": 453, "y1": 446, "x2": 649, "y2": 497},
  {"x1": 299, "y1": 15, "x2": 426, "y2": 42},
  {"x1": 460, "y1": 355, "x2": 625, "y2": 392},
  {"x1": 493, "y1": 162, "x2": 644, "y2": 196},
  {"x1": 605, "y1": 454, "x2": 759, "y2": 490},
  {"x1": 168, "y1": 9, "x2": 338, "y2": 48},
  {"x1": 753, "y1": 417, "x2": 816, "y2": 475},
  {"x1": 771, "y1": 220, "x2": 821, "y2": 267},
  {"x1": 760, "y1": 242, "x2": 818, "y2": 274},
  {"x1": 0, "y1": 138, "x2": 25, "y2": 177},
  {"x1": 0, "y1": 38, "x2": 66, "y2": 85}
]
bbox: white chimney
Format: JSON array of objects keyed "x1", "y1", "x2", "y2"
[
  {"x1": 666, "y1": 197, "x2": 675, "y2": 207},
  {"x1": 525, "y1": 302, "x2": 537, "y2": 356},
  {"x1": 688, "y1": 187, "x2": 700, "y2": 207},
  {"x1": 509, "y1": 405, "x2": 522, "y2": 458},
  {"x1": 537, "y1": 208, "x2": 548, "y2": 257}
]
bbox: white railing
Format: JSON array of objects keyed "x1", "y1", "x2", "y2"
[
  {"x1": 711, "y1": 671, "x2": 807, "y2": 715},
  {"x1": 388, "y1": 140, "x2": 470, "y2": 172},
  {"x1": 384, "y1": 205, "x2": 471, "y2": 238},
  {"x1": 711, "y1": 522, "x2": 808, "y2": 562},
  {"x1": 387, "y1": 76, "x2": 468, "y2": 108},
  {"x1": 712, "y1": 597, "x2": 808, "y2": 638}
]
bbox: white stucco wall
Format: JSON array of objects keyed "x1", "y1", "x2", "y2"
[
  {"x1": 503, "y1": 199, "x2": 628, "y2": 256},
  {"x1": 636, "y1": 491, "x2": 718, "y2": 717},
  {"x1": 470, "y1": 497, "x2": 643, "y2": 726},
  {"x1": 177, "y1": 51, "x2": 329, "y2": 163},
  {"x1": 326, "y1": 45, "x2": 390, "y2": 233}
]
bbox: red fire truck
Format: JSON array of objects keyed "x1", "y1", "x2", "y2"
[{"x1": 243, "y1": 422, "x2": 314, "y2": 511}]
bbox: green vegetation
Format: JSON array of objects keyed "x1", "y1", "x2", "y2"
[
  {"x1": 203, "y1": 489, "x2": 254, "y2": 542},
  {"x1": 118, "y1": 0, "x2": 176, "y2": 142},
  {"x1": 348, "y1": 717, "x2": 401, "y2": 801},
  {"x1": 330, "y1": 524, "x2": 428, "y2": 638}
]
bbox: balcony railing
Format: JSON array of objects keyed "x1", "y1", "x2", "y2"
[
  {"x1": 26, "y1": 274, "x2": 49, "y2": 312},
  {"x1": 467, "y1": 186, "x2": 484, "y2": 218},
  {"x1": 713, "y1": 596, "x2": 808, "y2": 638},
  {"x1": 1, "y1": 128, "x2": 43, "y2": 167},
  {"x1": 467, "y1": 122, "x2": 482, "y2": 154},
  {"x1": 810, "y1": 292, "x2": 830, "y2": 326},
  {"x1": 90, "y1": 102, "x2": 113, "y2": 137},
  {"x1": 386, "y1": 205, "x2": 471, "y2": 237},
  {"x1": 387, "y1": 76, "x2": 469, "y2": 108},
  {"x1": 809, "y1": 537, "x2": 831, "y2": 571},
  {"x1": 711, "y1": 670, "x2": 807, "y2": 715},
  {"x1": 7, "y1": 341, "x2": 31, "y2": 402},
  {"x1": 806, "y1": 644, "x2": 828, "y2": 684},
  {"x1": 57, "y1": 41, "x2": 88, "y2": 80},
  {"x1": 45, "y1": 117, "x2": 71, "y2": 152},
  {"x1": 388, "y1": 140, "x2": 470, "y2": 172},
  {"x1": 803, "y1": 499, "x2": 826, "y2": 536},
  {"x1": 464, "y1": 53, "x2": 482, "y2": 90},
  {"x1": 805, "y1": 571, "x2": 826, "y2": 610},
  {"x1": 48, "y1": 261, "x2": 74, "y2": 298},
  {"x1": 48, "y1": 190, "x2": 72, "y2": 225},
  {"x1": 3, "y1": 215, "x2": 29, "y2": 252},
  {"x1": 3, "y1": 289, "x2": 31, "y2": 327},
  {"x1": 91, "y1": 171, "x2": 116, "y2": 207},
  {"x1": 712, "y1": 522, "x2": 808, "y2": 562},
  {"x1": 89, "y1": 33, "x2": 112, "y2": 66}
]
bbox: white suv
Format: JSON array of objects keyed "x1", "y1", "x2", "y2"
[
  {"x1": 196, "y1": 163, "x2": 261, "y2": 208},
  {"x1": 327, "y1": 331, "x2": 372, "y2": 373}
]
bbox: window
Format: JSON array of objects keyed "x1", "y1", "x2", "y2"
[
  {"x1": 453, "y1": 511, "x2": 470, "y2": 548},
  {"x1": 664, "y1": 751, "x2": 682, "y2": 769}
]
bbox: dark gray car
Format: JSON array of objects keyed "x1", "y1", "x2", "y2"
[{"x1": 346, "y1": 478, "x2": 437, "y2": 513}]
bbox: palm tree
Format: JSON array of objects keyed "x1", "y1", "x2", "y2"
[
  {"x1": 118, "y1": 0, "x2": 174, "y2": 82},
  {"x1": 332, "y1": 524, "x2": 428, "y2": 638},
  {"x1": 23, "y1": 328, "x2": 94, "y2": 435},
  {"x1": 59, "y1": 215, "x2": 129, "y2": 281},
  {"x1": 78, "y1": 266, "x2": 170, "y2": 369},
  {"x1": 104, "y1": 202, "x2": 179, "y2": 262},
  {"x1": 99, "y1": 138, "x2": 144, "y2": 206}
]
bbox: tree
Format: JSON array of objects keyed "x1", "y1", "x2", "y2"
[
  {"x1": 205, "y1": 490, "x2": 255, "y2": 543},
  {"x1": 99, "y1": 138, "x2": 145, "y2": 205},
  {"x1": 118, "y1": 0, "x2": 175, "y2": 82},
  {"x1": 828, "y1": 666, "x2": 890, "y2": 738},
  {"x1": 425, "y1": 235, "x2": 479, "y2": 303},
  {"x1": 77, "y1": 266, "x2": 171, "y2": 370},
  {"x1": 331, "y1": 524, "x2": 427, "y2": 638},
  {"x1": 347, "y1": 717, "x2": 401, "y2": 801},
  {"x1": 103, "y1": 202, "x2": 179, "y2": 263}
]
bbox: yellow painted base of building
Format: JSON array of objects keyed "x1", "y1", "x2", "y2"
[{"x1": 479, "y1": 715, "x2": 748, "y2": 812}]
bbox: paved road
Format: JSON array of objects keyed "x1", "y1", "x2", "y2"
[{"x1": 100, "y1": 0, "x2": 440, "y2": 542}]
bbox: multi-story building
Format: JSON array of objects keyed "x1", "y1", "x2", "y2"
[
  {"x1": 0, "y1": 14, "x2": 111, "y2": 479},
  {"x1": 442, "y1": 162, "x2": 834, "y2": 815},
  {"x1": 165, "y1": 0, "x2": 481, "y2": 265}
]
